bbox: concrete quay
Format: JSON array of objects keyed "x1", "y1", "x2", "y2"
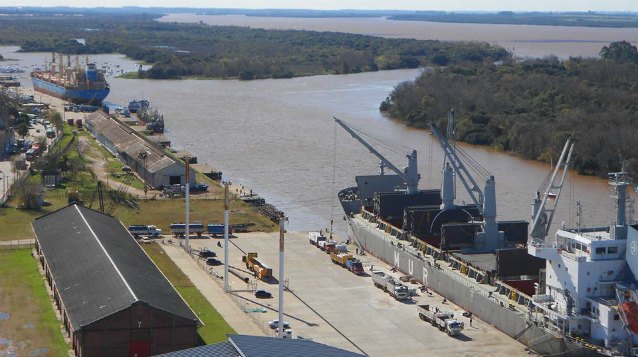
[{"x1": 170, "y1": 231, "x2": 531, "y2": 357}]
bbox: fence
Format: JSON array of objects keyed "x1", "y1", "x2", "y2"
[{"x1": 0, "y1": 239, "x2": 35, "y2": 250}]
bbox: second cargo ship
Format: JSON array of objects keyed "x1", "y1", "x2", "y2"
[{"x1": 31, "y1": 53, "x2": 110, "y2": 105}]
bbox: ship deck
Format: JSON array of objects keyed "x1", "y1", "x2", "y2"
[{"x1": 453, "y1": 252, "x2": 496, "y2": 272}]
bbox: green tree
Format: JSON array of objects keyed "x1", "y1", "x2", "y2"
[{"x1": 600, "y1": 41, "x2": 638, "y2": 63}]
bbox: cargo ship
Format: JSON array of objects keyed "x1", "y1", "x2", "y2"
[
  {"x1": 335, "y1": 115, "x2": 612, "y2": 356},
  {"x1": 31, "y1": 53, "x2": 110, "y2": 105}
]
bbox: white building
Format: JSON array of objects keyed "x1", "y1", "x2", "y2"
[{"x1": 86, "y1": 111, "x2": 195, "y2": 189}]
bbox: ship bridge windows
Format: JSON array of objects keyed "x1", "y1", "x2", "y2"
[{"x1": 595, "y1": 247, "x2": 606, "y2": 255}]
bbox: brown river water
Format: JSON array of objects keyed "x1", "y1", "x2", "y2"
[
  {"x1": 0, "y1": 21, "x2": 631, "y2": 234},
  {"x1": 160, "y1": 14, "x2": 638, "y2": 59}
]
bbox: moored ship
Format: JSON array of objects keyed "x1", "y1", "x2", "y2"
[
  {"x1": 31, "y1": 53, "x2": 110, "y2": 105},
  {"x1": 335, "y1": 115, "x2": 610, "y2": 356}
]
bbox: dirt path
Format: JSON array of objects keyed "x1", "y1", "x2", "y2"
[{"x1": 79, "y1": 136, "x2": 148, "y2": 197}]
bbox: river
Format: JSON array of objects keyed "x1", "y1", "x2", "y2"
[
  {"x1": 0, "y1": 40, "x2": 628, "y2": 235},
  {"x1": 159, "y1": 14, "x2": 638, "y2": 59}
]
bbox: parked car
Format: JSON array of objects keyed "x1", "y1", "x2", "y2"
[
  {"x1": 268, "y1": 320, "x2": 290, "y2": 329},
  {"x1": 254, "y1": 289, "x2": 272, "y2": 299},
  {"x1": 206, "y1": 258, "x2": 222, "y2": 266},
  {"x1": 274, "y1": 328, "x2": 295, "y2": 339},
  {"x1": 199, "y1": 248, "x2": 216, "y2": 258}
]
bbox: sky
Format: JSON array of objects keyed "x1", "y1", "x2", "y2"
[{"x1": 2, "y1": 1, "x2": 638, "y2": 12}]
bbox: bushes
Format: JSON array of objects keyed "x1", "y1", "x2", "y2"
[{"x1": 381, "y1": 53, "x2": 638, "y2": 177}]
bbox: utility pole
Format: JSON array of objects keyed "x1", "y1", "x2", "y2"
[
  {"x1": 278, "y1": 215, "x2": 287, "y2": 338},
  {"x1": 224, "y1": 181, "x2": 230, "y2": 292},
  {"x1": 184, "y1": 158, "x2": 190, "y2": 253}
]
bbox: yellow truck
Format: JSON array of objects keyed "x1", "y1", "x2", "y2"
[
  {"x1": 242, "y1": 253, "x2": 273, "y2": 280},
  {"x1": 330, "y1": 252, "x2": 353, "y2": 267}
]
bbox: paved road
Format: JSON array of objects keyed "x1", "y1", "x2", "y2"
[
  {"x1": 160, "y1": 242, "x2": 265, "y2": 336},
  {"x1": 177, "y1": 231, "x2": 531, "y2": 357}
]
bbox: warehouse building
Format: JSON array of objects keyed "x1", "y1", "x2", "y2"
[
  {"x1": 157, "y1": 334, "x2": 365, "y2": 357},
  {"x1": 33, "y1": 204, "x2": 200, "y2": 357},
  {"x1": 85, "y1": 111, "x2": 195, "y2": 189}
]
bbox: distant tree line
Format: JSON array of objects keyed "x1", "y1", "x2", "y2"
[
  {"x1": 0, "y1": 13, "x2": 509, "y2": 79},
  {"x1": 389, "y1": 12, "x2": 638, "y2": 28},
  {"x1": 381, "y1": 42, "x2": 638, "y2": 177}
]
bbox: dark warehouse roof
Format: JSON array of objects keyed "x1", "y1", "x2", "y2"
[
  {"x1": 156, "y1": 334, "x2": 365, "y2": 357},
  {"x1": 33, "y1": 204, "x2": 199, "y2": 331}
]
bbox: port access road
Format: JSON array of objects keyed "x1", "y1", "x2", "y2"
[{"x1": 170, "y1": 231, "x2": 530, "y2": 357}]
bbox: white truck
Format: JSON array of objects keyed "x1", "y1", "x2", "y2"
[
  {"x1": 308, "y1": 231, "x2": 327, "y2": 246},
  {"x1": 128, "y1": 225, "x2": 162, "y2": 237},
  {"x1": 417, "y1": 304, "x2": 464, "y2": 336},
  {"x1": 372, "y1": 271, "x2": 409, "y2": 300}
]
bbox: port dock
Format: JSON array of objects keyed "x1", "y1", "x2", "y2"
[{"x1": 171, "y1": 231, "x2": 529, "y2": 357}]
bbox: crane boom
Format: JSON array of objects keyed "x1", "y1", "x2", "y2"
[
  {"x1": 334, "y1": 117, "x2": 419, "y2": 194},
  {"x1": 430, "y1": 116, "x2": 502, "y2": 252},
  {"x1": 429, "y1": 123, "x2": 484, "y2": 212},
  {"x1": 530, "y1": 135, "x2": 575, "y2": 242}
]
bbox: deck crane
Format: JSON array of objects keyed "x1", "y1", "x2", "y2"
[
  {"x1": 429, "y1": 110, "x2": 503, "y2": 252},
  {"x1": 529, "y1": 135, "x2": 575, "y2": 244},
  {"x1": 334, "y1": 117, "x2": 420, "y2": 194}
]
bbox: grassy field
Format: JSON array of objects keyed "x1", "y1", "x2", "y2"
[
  {"x1": 0, "y1": 249, "x2": 69, "y2": 356},
  {"x1": 117, "y1": 198, "x2": 276, "y2": 233},
  {"x1": 0, "y1": 120, "x2": 276, "y2": 242},
  {"x1": 142, "y1": 243, "x2": 235, "y2": 344}
]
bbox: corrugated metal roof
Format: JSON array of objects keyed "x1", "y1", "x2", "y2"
[
  {"x1": 155, "y1": 334, "x2": 365, "y2": 357},
  {"x1": 86, "y1": 112, "x2": 177, "y2": 173},
  {"x1": 154, "y1": 341, "x2": 237, "y2": 357},
  {"x1": 33, "y1": 204, "x2": 199, "y2": 331}
]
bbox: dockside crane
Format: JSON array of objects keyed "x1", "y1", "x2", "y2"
[
  {"x1": 429, "y1": 110, "x2": 503, "y2": 252},
  {"x1": 334, "y1": 117, "x2": 420, "y2": 194},
  {"x1": 529, "y1": 135, "x2": 576, "y2": 244}
]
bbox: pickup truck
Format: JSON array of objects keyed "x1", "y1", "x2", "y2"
[
  {"x1": 417, "y1": 304, "x2": 464, "y2": 336},
  {"x1": 128, "y1": 225, "x2": 162, "y2": 237},
  {"x1": 371, "y1": 271, "x2": 409, "y2": 300}
]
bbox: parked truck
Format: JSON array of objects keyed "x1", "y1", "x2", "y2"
[
  {"x1": 345, "y1": 258, "x2": 364, "y2": 274},
  {"x1": 330, "y1": 252, "x2": 353, "y2": 267},
  {"x1": 242, "y1": 253, "x2": 273, "y2": 280},
  {"x1": 417, "y1": 304, "x2": 464, "y2": 336},
  {"x1": 128, "y1": 225, "x2": 162, "y2": 237},
  {"x1": 170, "y1": 222, "x2": 204, "y2": 237},
  {"x1": 307, "y1": 231, "x2": 327, "y2": 246},
  {"x1": 207, "y1": 224, "x2": 231, "y2": 237},
  {"x1": 371, "y1": 271, "x2": 409, "y2": 300}
]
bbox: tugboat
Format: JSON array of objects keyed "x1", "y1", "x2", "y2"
[{"x1": 128, "y1": 99, "x2": 149, "y2": 113}]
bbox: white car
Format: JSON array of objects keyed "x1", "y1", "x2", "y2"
[
  {"x1": 274, "y1": 328, "x2": 295, "y2": 339},
  {"x1": 268, "y1": 320, "x2": 290, "y2": 329}
]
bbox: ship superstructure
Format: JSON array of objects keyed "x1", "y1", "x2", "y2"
[
  {"x1": 336, "y1": 113, "x2": 608, "y2": 356},
  {"x1": 31, "y1": 53, "x2": 110, "y2": 104},
  {"x1": 529, "y1": 166, "x2": 638, "y2": 355}
]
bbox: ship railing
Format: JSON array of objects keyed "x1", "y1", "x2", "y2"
[{"x1": 616, "y1": 285, "x2": 638, "y2": 351}]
